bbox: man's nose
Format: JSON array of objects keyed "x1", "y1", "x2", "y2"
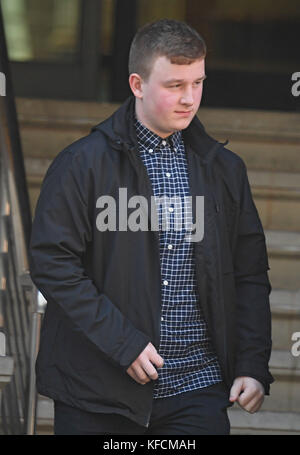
[{"x1": 180, "y1": 86, "x2": 194, "y2": 105}]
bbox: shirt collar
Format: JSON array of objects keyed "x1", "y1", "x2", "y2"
[{"x1": 134, "y1": 117, "x2": 183, "y2": 152}]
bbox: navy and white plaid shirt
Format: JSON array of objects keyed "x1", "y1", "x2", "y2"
[{"x1": 135, "y1": 118, "x2": 222, "y2": 399}]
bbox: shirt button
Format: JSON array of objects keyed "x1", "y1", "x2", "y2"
[
  {"x1": 161, "y1": 317, "x2": 164, "y2": 321},
  {"x1": 168, "y1": 207, "x2": 174, "y2": 213},
  {"x1": 173, "y1": 147, "x2": 177, "y2": 152},
  {"x1": 162, "y1": 140, "x2": 167, "y2": 146},
  {"x1": 167, "y1": 244, "x2": 173, "y2": 250},
  {"x1": 148, "y1": 149, "x2": 153, "y2": 154},
  {"x1": 163, "y1": 280, "x2": 168, "y2": 286},
  {"x1": 166, "y1": 172, "x2": 171, "y2": 178}
]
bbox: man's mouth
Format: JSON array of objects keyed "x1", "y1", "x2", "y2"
[{"x1": 175, "y1": 110, "x2": 193, "y2": 116}]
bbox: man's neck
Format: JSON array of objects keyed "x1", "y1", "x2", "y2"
[{"x1": 134, "y1": 103, "x2": 176, "y2": 139}]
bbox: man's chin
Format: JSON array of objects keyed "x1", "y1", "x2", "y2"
[{"x1": 172, "y1": 117, "x2": 194, "y2": 131}]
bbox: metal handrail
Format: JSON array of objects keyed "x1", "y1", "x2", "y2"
[
  {"x1": 24, "y1": 282, "x2": 46, "y2": 435},
  {"x1": 0, "y1": 3, "x2": 40, "y2": 435},
  {"x1": 0, "y1": 159, "x2": 31, "y2": 434}
]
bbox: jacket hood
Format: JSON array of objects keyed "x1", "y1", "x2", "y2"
[{"x1": 91, "y1": 96, "x2": 228, "y2": 164}]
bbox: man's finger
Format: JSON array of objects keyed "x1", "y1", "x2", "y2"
[
  {"x1": 229, "y1": 378, "x2": 244, "y2": 402},
  {"x1": 127, "y1": 365, "x2": 150, "y2": 385},
  {"x1": 152, "y1": 354, "x2": 164, "y2": 369},
  {"x1": 238, "y1": 386, "x2": 264, "y2": 413},
  {"x1": 147, "y1": 345, "x2": 164, "y2": 369},
  {"x1": 239, "y1": 394, "x2": 264, "y2": 413},
  {"x1": 143, "y1": 363, "x2": 159, "y2": 380},
  {"x1": 134, "y1": 364, "x2": 151, "y2": 384},
  {"x1": 126, "y1": 366, "x2": 142, "y2": 384}
]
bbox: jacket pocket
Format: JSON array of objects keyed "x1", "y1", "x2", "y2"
[{"x1": 55, "y1": 322, "x2": 104, "y2": 373}]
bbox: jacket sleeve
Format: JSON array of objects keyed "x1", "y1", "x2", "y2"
[
  {"x1": 233, "y1": 160, "x2": 274, "y2": 394},
  {"x1": 29, "y1": 148, "x2": 151, "y2": 371}
]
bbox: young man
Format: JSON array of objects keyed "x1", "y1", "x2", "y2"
[{"x1": 29, "y1": 19, "x2": 273, "y2": 435}]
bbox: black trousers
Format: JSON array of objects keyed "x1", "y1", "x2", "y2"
[{"x1": 54, "y1": 382, "x2": 232, "y2": 435}]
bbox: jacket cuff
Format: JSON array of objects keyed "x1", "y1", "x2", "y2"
[{"x1": 118, "y1": 332, "x2": 152, "y2": 372}]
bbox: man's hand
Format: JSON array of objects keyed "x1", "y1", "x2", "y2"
[
  {"x1": 229, "y1": 376, "x2": 265, "y2": 413},
  {"x1": 126, "y1": 342, "x2": 164, "y2": 385}
]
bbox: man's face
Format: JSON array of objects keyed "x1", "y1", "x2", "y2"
[{"x1": 134, "y1": 55, "x2": 206, "y2": 138}]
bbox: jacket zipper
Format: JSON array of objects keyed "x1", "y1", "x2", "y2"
[
  {"x1": 205, "y1": 149, "x2": 229, "y2": 383},
  {"x1": 187, "y1": 141, "x2": 228, "y2": 383}
]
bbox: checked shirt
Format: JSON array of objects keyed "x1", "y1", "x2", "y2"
[{"x1": 135, "y1": 118, "x2": 222, "y2": 399}]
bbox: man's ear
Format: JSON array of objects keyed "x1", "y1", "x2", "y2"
[{"x1": 129, "y1": 73, "x2": 143, "y2": 99}]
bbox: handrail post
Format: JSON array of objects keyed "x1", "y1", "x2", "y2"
[{"x1": 21, "y1": 272, "x2": 46, "y2": 435}]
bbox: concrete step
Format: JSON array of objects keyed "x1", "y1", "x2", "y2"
[
  {"x1": 264, "y1": 349, "x2": 300, "y2": 416},
  {"x1": 228, "y1": 408, "x2": 300, "y2": 435},
  {"x1": 266, "y1": 230, "x2": 300, "y2": 290},
  {"x1": 249, "y1": 170, "x2": 300, "y2": 189},
  {"x1": 270, "y1": 349, "x2": 300, "y2": 379},
  {"x1": 249, "y1": 170, "x2": 300, "y2": 231},
  {"x1": 16, "y1": 98, "x2": 116, "y2": 162},
  {"x1": 201, "y1": 107, "x2": 300, "y2": 173},
  {"x1": 36, "y1": 394, "x2": 54, "y2": 435},
  {"x1": 228, "y1": 139, "x2": 300, "y2": 173},
  {"x1": 270, "y1": 289, "x2": 300, "y2": 351}
]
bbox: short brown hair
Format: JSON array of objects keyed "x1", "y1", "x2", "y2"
[{"x1": 128, "y1": 19, "x2": 206, "y2": 80}]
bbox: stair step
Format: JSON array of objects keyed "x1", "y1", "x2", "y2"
[
  {"x1": 249, "y1": 170, "x2": 300, "y2": 231},
  {"x1": 270, "y1": 349, "x2": 300, "y2": 378},
  {"x1": 271, "y1": 289, "x2": 300, "y2": 351},
  {"x1": 36, "y1": 395, "x2": 54, "y2": 435},
  {"x1": 255, "y1": 196, "x2": 300, "y2": 232},
  {"x1": 202, "y1": 107, "x2": 300, "y2": 173},
  {"x1": 262, "y1": 350, "x2": 300, "y2": 415},
  {"x1": 228, "y1": 409, "x2": 300, "y2": 434},
  {"x1": 249, "y1": 170, "x2": 300, "y2": 190},
  {"x1": 228, "y1": 140, "x2": 300, "y2": 173},
  {"x1": 265, "y1": 231, "x2": 300, "y2": 290},
  {"x1": 266, "y1": 230, "x2": 300, "y2": 250},
  {"x1": 200, "y1": 107, "x2": 300, "y2": 142},
  {"x1": 271, "y1": 289, "x2": 300, "y2": 316}
]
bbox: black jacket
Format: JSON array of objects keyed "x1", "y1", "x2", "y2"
[{"x1": 29, "y1": 97, "x2": 274, "y2": 428}]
